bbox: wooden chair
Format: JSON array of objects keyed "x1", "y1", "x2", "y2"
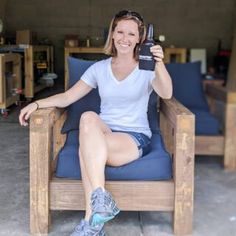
[
  {"x1": 29, "y1": 96, "x2": 195, "y2": 235},
  {"x1": 199, "y1": 85, "x2": 236, "y2": 170},
  {"x1": 165, "y1": 61, "x2": 236, "y2": 171}
]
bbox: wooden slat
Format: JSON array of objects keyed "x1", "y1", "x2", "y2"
[
  {"x1": 0, "y1": 53, "x2": 21, "y2": 109},
  {"x1": 195, "y1": 136, "x2": 224, "y2": 155},
  {"x1": 65, "y1": 46, "x2": 104, "y2": 54},
  {"x1": 30, "y1": 107, "x2": 64, "y2": 234},
  {"x1": 227, "y1": 25, "x2": 236, "y2": 90},
  {"x1": 50, "y1": 179, "x2": 174, "y2": 211},
  {"x1": 24, "y1": 45, "x2": 53, "y2": 98},
  {"x1": 164, "y1": 48, "x2": 187, "y2": 63},
  {"x1": 160, "y1": 98, "x2": 193, "y2": 125},
  {"x1": 224, "y1": 103, "x2": 236, "y2": 170},
  {"x1": 0, "y1": 55, "x2": 5, "y2": 104},
  {"x1": 24, "y1": 46, "x2": 34, "y2": 98},
  {"x1": 172, "y1": 103, "x2": 195, "y2": 235},
  {"x1": 206, "y1": 84, "x2": 236, "y2": 104}
]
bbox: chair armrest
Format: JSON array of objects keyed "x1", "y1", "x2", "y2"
[
  {"x1": 30, "y1": 107, "x2": 65, "y2": 171},
  {"x1": 160, "y1": 97, "x2": 195, "y2": 232},
  {"x1": 160, "y1": 97, "x2": 194, "y2": 125},
  {"x1": 205, "y1": 84, "x2": 236, "y2": 104},
  {"x1": 160, "y1": 97, "x2": 195, "y2": 162}
]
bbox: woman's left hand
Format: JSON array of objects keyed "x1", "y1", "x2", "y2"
[{"x1": 150, "y1": 45, "x2": 164, "y2": 63}]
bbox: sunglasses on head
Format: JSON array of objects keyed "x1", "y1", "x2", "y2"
[{"x1": 115, "y1": 10, "x2": 144, "y2": 23}]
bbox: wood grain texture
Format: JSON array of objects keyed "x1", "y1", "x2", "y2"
[
  {"x1": 50, "y1": 179, "x2": 174, "y2": 211},
  {"x1": 195, "y1": 136, "x2": 224, "y2": 155},
  {"x1": 227, "y1": 26, "x2": 236, "y2": 90},
  {"x1": 0, "y1": 53, "x2": 21, "y2": 109},
  {"x1": 30, "y1": 107, "x2": 64, "y2": 234}
]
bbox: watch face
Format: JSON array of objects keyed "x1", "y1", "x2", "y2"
[{"x1": 0, "y1": 19, "x2": 3, "y2": 33}]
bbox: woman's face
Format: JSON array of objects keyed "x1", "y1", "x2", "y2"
[{"x1": 112, "y1": 19, "x2": 140, "y2": 56}]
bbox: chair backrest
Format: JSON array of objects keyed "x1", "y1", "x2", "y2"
[
  {"x1": 166, "y1": 61, "x2": 209, "y2": 111},
  {"x1": 61, "y1": 57, "x2": 160, "y2": 134}
]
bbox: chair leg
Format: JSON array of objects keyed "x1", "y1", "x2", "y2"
[
  {"x1": 30, "y1": 192, "x2": 51, "y2": 234},
  {"x1": 173, "y1": 115, "x2": 195, "y2": 235},
  {"x1": 30, "y1": 114, "x2": 52, "y2": 234},
  {"x1": 224, "y1": 103, "x2": 236, "y2": 170},
  {"x1": 173, "y1": 196, "x2": 193, "y2": 235}
]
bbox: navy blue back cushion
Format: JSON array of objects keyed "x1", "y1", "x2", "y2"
[
  {"x1": 61, "y1": 56, "x2": 159, "y2": 134},
  {"x1": 61, "y1": 57, "x2": 100, "y2": 133},
  {"x1": 166, "y1": 62, "x2": 209, "y2": 111}
]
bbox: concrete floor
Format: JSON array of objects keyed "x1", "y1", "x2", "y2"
[{"x1": 0, "y1": 88, "x2": 236, "y2": 236}]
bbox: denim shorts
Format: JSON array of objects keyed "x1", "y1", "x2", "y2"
[{"x1": 112, "y1": 130, "x2": 152, "y2": 158}]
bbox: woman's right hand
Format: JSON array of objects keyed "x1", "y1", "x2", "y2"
[{"x1": 19, "y1": 102, "x2": 38, "y2": 126}]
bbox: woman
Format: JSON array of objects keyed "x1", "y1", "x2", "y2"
[{"x1": 19, "y1": 10, "x2": 172, "y2": 236}]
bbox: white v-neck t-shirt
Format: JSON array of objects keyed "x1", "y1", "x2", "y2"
[{"x1": 81, "y1": 57, "x2": 155, "y2": 138}]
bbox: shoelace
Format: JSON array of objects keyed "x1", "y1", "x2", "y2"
[{"x1": 91, "y1": 191, "x2": 113, "y2": 210}]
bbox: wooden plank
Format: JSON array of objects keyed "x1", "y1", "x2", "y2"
[
  {"x1": 195, "y1": 136, "x2": 224, "y2": 155},
  {"x1": 2, "y1": 95, "x2": 20, "y2": 108},
  {"x1": 164, "y1": 48, "x2": 187, "y2": 63},
  {"x1": 64, "y1": 48, "x2": 70, "y2": 90},
  {"x1": 0, "y1": 55, "x2": 5, "y2": 104},
  {"x1": 173, "y1": 108, "x2": 195, "y2": 235},
  {"x1": 24, "y1": 45, "x2": 53, "y2": 98},
  {"x1": 160, "y1": 98, "x2": 193, "y2": 125},
  {"x1": 0, "y1": 53, "x2": 21, "y2": 109},
  {"x1": 227, "y1": 25, "x2": 236, "y2": 90},
  {"x1": 65, "y1": 46, "x2": 104, "y2": 54},
  {"x1": 224, "y1": 103, "x2": 236, "y2": 170},
  {"x1": 30, "y1": 107, "x2": 63, "y2": 234},
  {"x1": 206, "y1": 85, "x2": 236, "y2": 104},
  {"x1": 24, "y1": 46, "x2": 34, "y2": 98},
  {"x1": 50, "y1": 179, "x2": 174, "y2": 211},
  {"x1": 30, "y1": 111, "x2": 52, "y2": 234}
]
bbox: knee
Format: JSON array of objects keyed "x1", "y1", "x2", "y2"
[{"x1": 79, "y1": 111, "x2": 99, "y2": 133}]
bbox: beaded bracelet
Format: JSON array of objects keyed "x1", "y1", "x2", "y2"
[{"x1": 33, "y1": 101, "x2": 39, "y2": 110}]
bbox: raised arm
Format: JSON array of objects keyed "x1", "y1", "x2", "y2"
[
  {"x1": 19, "y1": 80, "x2": 93, "y2": 126},
  {"x1": 150, "y1": 45, "x2": 173, "y2": 99}
]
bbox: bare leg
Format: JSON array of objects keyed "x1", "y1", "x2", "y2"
[
  {"x1": 79, "y1": 111, "x2": 140, "y2": 223},
  {"x1": 79, "y1": 111, "x2": 112, "y2": 189},
  {"x1": 79, "y1": 152, "x2": 93, "y2": 221}
]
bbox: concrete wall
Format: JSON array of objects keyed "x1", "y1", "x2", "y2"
[
  {"x1": 0, "y1": 0, "x2": 7, "y2": 29},
  {"x1": 3, "y1": 0, "x2": 236, "y2": 81}
]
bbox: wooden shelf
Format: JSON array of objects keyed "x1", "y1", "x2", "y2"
[
  {"x1": 0, "y1": 53, "x2": 22, "y2": 113},
  {"x1": 0, "y1": 45, "x2": 54, "y2": 99}
]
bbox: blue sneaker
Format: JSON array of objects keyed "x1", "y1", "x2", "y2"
[
  {"x1": 70, "y1": 219, "x2": 105, "y2": 236},
  {"x1": 90, "y1": 187, "x2": 120, "y2": 226}
]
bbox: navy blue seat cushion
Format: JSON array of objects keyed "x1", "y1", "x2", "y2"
[
  {"x1": 61, "y1": 56, "x2": 159, "y2": 134},
  {"x1": 56, "y1": 130, "x2": 172, "y2": 180},
  {"x1": 166, "y1": 62, "x2": 209, "y2": 111},
  {"x1": 190, "y1": 108, "x2": 220, "y2": 135}
]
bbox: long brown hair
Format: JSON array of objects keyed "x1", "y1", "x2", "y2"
[{"x1": 104, "y1": 10, "x2": 146, "y2": 60}]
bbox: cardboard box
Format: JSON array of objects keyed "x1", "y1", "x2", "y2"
[{"x1": 16, "y1": 30, "x2": 37, "y2": 45}]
